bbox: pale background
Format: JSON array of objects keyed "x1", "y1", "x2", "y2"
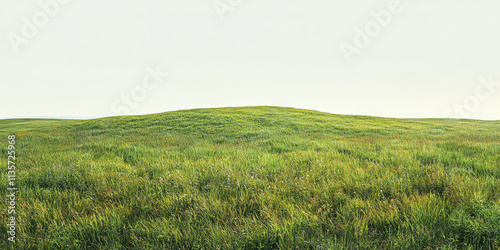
[{"x1": 1, "y1": 0, "x2": 499, "y2": 120}]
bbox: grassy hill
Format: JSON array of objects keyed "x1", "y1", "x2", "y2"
[{"x1": 1, "y1": 106, "x2": 499, "y2": 249}]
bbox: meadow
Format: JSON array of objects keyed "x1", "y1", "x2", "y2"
[{"x1": 0, "y1": 106, "x2": 499, "y2": 249}]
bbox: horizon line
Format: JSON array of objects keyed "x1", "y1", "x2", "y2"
[{"x1": 0, "y1": 106, "x2": 498, "y2": 122}]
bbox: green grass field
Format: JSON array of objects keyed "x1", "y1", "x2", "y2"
[{"x1": 1, "y1": 106, "x2": 499, "y2": 249}]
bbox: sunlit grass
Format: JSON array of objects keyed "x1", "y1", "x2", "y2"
[{"x1": 0, "y1": 106, "x2": 499, "y2": 249}]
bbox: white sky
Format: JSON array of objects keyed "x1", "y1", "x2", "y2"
[{"x1": 1, "y1": 0, "x2": 500, "y2": 120}]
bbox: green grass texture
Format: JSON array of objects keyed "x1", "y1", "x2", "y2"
[{"x1": 0, "y1": 106, "x2": 499, "y2": 249}]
